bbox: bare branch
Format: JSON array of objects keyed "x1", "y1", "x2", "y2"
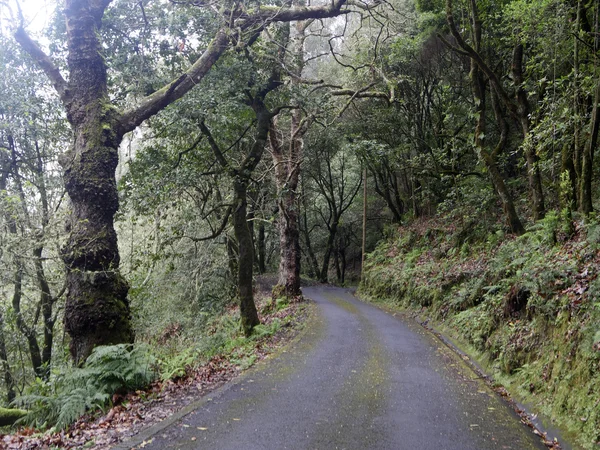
[
  {"x1": 345, "y1": 0, "x2": 383, "y2": 11},
  {"x1": 436, "y1": 33, "x2": 469, "y2": 57},
  {"x1": 331, "y1": 88, "x2": 389, "y2": 101},
  {"x1": 51, "y1": 281, "x2": 68, "y2": 304},
  {"x1": 181, "y1": 206, "x2": 233, "y2": 242},
  {"x1": 173, "y1": 134, "x2": 204, "y2": 169}
]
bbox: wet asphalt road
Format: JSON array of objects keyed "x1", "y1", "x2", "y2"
[{"x1": 128, "y1": 286, "x2": 546, "y2": 450}]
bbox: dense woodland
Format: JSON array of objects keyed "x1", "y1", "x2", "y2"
[{"x1": 1, "y1": 0, "x2": 600, "y2": 446}]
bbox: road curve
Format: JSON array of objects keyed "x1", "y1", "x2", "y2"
[{"x1": 126, "y1": 286, "x2": 546, "y2": 450}]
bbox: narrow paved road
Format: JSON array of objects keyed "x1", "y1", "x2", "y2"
[{"x1": 127, "y1": 286, "x2": 546, "y2": 450}]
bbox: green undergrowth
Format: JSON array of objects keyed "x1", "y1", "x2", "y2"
[
  {"x1": 360, "y1": 213, "x2": 600, "y2": 449},
  {"x1": 11, "y1": 295, "x2": 301, "y2": 432}
]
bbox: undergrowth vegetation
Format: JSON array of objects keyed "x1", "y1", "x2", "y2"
[
  {"x1": 8, "y1": 293, "x2": 298, "y2": 433},
  {"x1": 360, "y1": 214, "x2": 600, "y2": 449},
  {"x1": 15, "y1": 344, "x2": 155, "y2": 430}
]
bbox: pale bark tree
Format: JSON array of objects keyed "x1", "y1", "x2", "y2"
[{"x1": 267, "y1": 16, "x2": 311, "y2": 299}]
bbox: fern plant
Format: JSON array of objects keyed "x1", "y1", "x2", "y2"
[
  {"x1": 14, "y1": 344, "x2": 156, "y2": 430},
  {"x1": 157, "y1": 346, "x2": 198, "y2": 381}
]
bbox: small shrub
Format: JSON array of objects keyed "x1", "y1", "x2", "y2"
[
  {"x1": 585, "y1": 217, "x2": 600, "y2": 245},
  {"x1": 15, "y1": 344, "x2": 156, "y2": 430}
]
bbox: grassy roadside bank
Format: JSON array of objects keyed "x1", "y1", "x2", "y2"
[{"x1": 359, "y1": 216, "x2": 600, "y2": 450}]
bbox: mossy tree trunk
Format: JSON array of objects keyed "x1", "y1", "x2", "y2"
[
  {"x1": 580, "y1": 78, "x2": 600, "y2": 216},
  {"x1": 232, "y1": 178, "x2": 261, "y2": 335},
  {"x1": 200, "y1": 97, "x2": 278, "y2": 335},
  {"x1": 51, "y1": 0, "x2": 133, "y2": 364},
  {"x1": 474, "y1": 20, "x2": 524, "y2": 235},
  {"x1": 16, "y1": 0, "x2": 134, "y2": 364},
  {"x1": 511, "y1": 43, "x2": 545, "y2": 220},
  {"x1": 488, "y1": 87, "x2": 525, "y2": 235},
  {"x1": 270, "y1": 112, "x2": 304, "y2": 297},
  {"x1": 16, "y1": 0, "x2": 228, "y2": 363},
  {"x1": 446, "y1": 0, "x2": 545, "y2": 223},
  {"x1": 257, "y1": 222, "x2": 266, "y2": 274},
  {"x1": 16, "y1": 0, "x2": 141, "y2": 363},
  {"x1": 268, "y1": 20, "x2": 307, "y2": 299},
  {"x1": 0, "y1": 160, "x2": 17, "y2": 402}
]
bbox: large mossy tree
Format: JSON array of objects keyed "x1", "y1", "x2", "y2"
[{"x1": 14, "y1": 0, "x2": 356, "y2": 363}]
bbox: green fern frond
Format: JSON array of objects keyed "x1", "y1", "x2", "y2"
[{"x1": 12, "y1": 344, "x2": 157, "y2": 430}]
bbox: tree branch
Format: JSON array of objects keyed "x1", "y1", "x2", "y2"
[
  {"x1": 119, "y1": 29, "x2": 231, "y2": 135},
  {"x1": 198, "y1": 120, "x2": 229, "y2": 169},
  {"x1": 436, "y1": 33, "x2": 469, "y2": 57},
  {"x1": 173, "y1": 134, "x2": 204, "y2": 169},
  {"x1": 445, "y1": 0, "x2": 516, "y2": 116},
  {"x1": 240, "y1": 0, "x2": 351, "y2": 24},
  {"x1": 327, "y1": 83, "x2": 388, "y2": 125},
  {"x1": 181, "y1": 205, "x2": 233, "y2": 242},
  {"x1": 118, "y1": 0, "x2": 354, "y2": 135},
  {"x1": 14, "y1": 27, "x2": 69, "y2": 104},
  {"x1": 51, "y1": 280, "x2": 68, "y2": 304},
  {"x1": 331, "y1": 88, "x2": 389, "y2": 101}
]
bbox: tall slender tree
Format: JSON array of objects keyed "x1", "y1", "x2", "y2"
[
  {"x1": 269, "y1": 17, "x2": 310, "y2": 298},
  {"x1": 445, "y1": 0, "x2": 545, "y2": 220}
]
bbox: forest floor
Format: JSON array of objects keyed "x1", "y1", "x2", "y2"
[{"x1": 1, "y1": 277, "x2": 313, "y2": 450}]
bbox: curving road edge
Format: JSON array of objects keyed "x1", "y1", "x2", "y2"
[{"x1": 115, "y1": 286, "x2": 554, "y2": 450}]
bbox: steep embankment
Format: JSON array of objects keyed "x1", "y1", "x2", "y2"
[{"x1": 360, "y1": 216, "x2": 600, "y2": 450}]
